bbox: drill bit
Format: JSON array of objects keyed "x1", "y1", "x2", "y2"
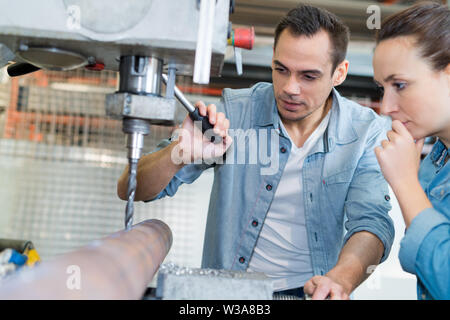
[
  {"x1": 122, "y1": 119, "x2": 150, "y2": 231},
  {"x1": 125, "y1": 158, "x2": 138, "y2": 230}
]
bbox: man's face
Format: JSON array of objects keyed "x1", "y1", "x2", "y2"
[{"x1": 272, "y1": 28, "x2": 340, "y2": 123}]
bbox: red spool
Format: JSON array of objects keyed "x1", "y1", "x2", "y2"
[{"x1": 233, "y1": 26, "x2": 255, "y2": 50}]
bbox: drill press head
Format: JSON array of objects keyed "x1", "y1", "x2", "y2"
[
  {"x1": 115, "y1": 56, "x2": 171, "y2": 162},
  {"x1": 107, "y1": 55, "x2": 177, "y2": 230}
]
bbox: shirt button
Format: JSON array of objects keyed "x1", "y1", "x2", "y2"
[
  {"x1": 239, "y1": 257, "x2": 245, "y2": 264},
  {"x1": 266, "y1": 184, "x2": 272, "y2": 191},
  {"x1": 441, "y1": 189, "x2": 445, "y2": 196},
  {"x1": 251, "y1": 220, "x2": 258, "y2": 227},
  {"x1": 280, "y1": 147, "x2": 287, "y2": 153},
  {"x1": 384, "y1": 195, "x2": 391, "y2": 201}
]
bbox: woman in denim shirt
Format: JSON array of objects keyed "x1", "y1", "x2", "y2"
[{"x1": 372, "y1": 2, "x2": 449, "y2": 300}]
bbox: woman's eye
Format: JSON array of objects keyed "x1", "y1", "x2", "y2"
[{"x1": 393, "y1": 82, "x2": 406, "y2": 91}]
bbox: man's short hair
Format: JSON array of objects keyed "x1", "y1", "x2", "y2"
[{"x1": 274, "y1": 4, "x2": 350, "y2": 73}]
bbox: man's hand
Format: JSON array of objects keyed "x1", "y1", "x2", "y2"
[
  {"x1": 304, "y1": 275, "x2": 350, "y2": 300},
  {"x1": 171, "y1": 101, "x2": 232, "y2": 164},
  {"x1": 303, "y1": 231, "x2": 384, "y2": 300}
]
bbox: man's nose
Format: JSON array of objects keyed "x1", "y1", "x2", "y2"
[{"x1": 283, "y1": 75, "x2": 301, "y2": 96}]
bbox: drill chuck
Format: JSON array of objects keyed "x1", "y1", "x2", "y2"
[
  {"x1": 123, "y1": 118, "x2": 150, "y2": 160},
  {"x1": 126, "y1": 132, "x2": 145, "y2": 161}
]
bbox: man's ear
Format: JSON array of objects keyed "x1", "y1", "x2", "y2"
[{"x1": 332, "y1": 60, "x2": 349, "y2": 87}]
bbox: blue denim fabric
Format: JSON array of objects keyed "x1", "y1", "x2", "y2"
[
  {"x1": 149, "y1": 82, "x2": 394, "y2": 278},
  {"x1": 399, "y1": 140, "x2": 449, "y2": 300}
]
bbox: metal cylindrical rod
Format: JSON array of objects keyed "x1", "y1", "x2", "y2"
[
  {"x1": 119, "y1": 56, "x2": 163, "y2": 95},
  {"x1": 193, "y1": 0, "x2": 215, "y2": 84},
  {"x1": 0, "y1": 219, "x2": 172, "y2": 300},
  {"x1": 126, "y1": 132, "x2": 145, "y2": 161}
]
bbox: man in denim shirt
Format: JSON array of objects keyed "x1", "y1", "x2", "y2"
[{"x1": 117, "y1": 5, "x2": 394, "y2": 299}]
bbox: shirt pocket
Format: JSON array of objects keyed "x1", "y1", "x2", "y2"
[
  {"x1": 322, "y1": 168, "x2": 354, "y2": 219},
  {"x1": 429, "y1": 183, "x2": 449, "y2": 218},
  {"x1": 429, "y1": 183, "x2": 449, "y2": 200},
  {"x1": 324, "y1": 168, "x2": 354, "y2": 185}
]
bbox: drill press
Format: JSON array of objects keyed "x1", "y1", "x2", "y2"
[
  {"x1": 107, "y1": 56, "x2": 176, "y2": 230},
  {"x1": 108, "y1": 56, "x2": 222, "y2": 230},
  {"x1": 0, "y1": 0, "x2": 251, "y2": 231}
]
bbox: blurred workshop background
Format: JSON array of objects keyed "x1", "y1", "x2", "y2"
[{"x1": 0, "y1": 0, "x2": 447, "y2": 299}]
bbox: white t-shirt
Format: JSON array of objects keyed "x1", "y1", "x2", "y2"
[{"x1": 248, "y1": 111, "x2": 331, "y2": 291}]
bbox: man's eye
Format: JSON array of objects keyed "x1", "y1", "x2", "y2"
[
  {"x1": 304, "y1": 75, "x2": 317, "y2": 81},
  {"x1": 274, "y1": 67, "x2": 286, "y2": 73}
]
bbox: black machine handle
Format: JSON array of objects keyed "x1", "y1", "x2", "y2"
[
  {"x1": 7, "y1": 62, "x2": 41, "y2": 77},
  {"x1": 189, "y1": 108, "x2": 223, "y2": 144}
]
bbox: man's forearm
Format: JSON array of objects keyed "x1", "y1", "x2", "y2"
[
  {"x1": 326, "y1": 231, "x2": 384, "y2": 294},
  {"x1": 117, "y1": 141, "x2": 185, "y2": 201}
]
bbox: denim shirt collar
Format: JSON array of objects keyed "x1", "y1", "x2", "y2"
[
  {"x1": 254, "y1": 87, "x2": 358, "y2": 153},
  {"x1": 429, "y1": 139, "x2": 448, "y2": 168},
  {"x1": 254, "y1": 86, "x2": 278, "y2": 128}
]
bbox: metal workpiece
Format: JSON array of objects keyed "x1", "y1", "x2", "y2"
[
  {"x1": 156, "y1": 264, "x2": 274, "y2": 300},
  {"x1": 0, "y1": 219, "x2": 172, "y2": 300}
]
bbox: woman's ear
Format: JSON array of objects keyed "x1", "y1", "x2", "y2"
[
  {"x1": 333, "y1": 60, "x2": 349, "y2": 87},
  {"x1": 445, "y1": 63, "x2": 450, "y2": 93}
]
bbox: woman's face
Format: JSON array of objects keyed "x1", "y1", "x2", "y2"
[{"x1": 373, "y1": 36, "x2": 450, "y2": 142}]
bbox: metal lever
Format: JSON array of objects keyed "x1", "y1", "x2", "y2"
[{"x1": 161, "y1": 73, "x2": 222, "y2": 144}]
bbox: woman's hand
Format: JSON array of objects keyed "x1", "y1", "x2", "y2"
[
  {"x1": 374, "y1": 120, "x2": 424, "y2": 190},
  {"x1": 375, "y1": 120, "x2": 432, "y2": 227}
]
